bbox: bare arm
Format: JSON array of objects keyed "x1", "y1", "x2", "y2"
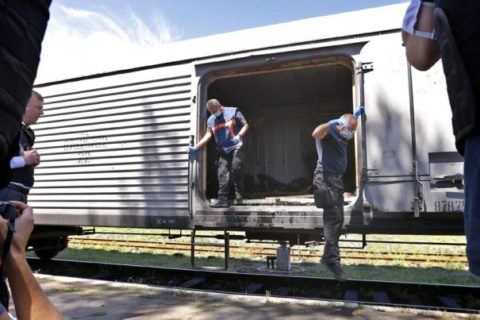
[
  {"x1": 312, "y1": 123, "x2": 330, "y2": 140},
  {"x1": 237, "y1": 123, "x2": 249, "y2": 138},
  {"x1": 193, "y1": 131, "x2": 213, "y2": 150},
  {"x1": 5, "y1": 201, "x2": 63, "y2": 320},
  {"x1": 402, "y1": 3, "x2": 440, "y2": 71}
]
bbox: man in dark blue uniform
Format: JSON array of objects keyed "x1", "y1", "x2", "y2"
[
  {"x1": 188, "y1": 99, "x2": 249, "y2": 208},
  {"x1": 0, "y1": 91, "x2": 44, "y2": 203},
  {"x1": 312, "y1": 113, "x2": 359, "y2": 281},
  {"x1": 402, "y1": 0, "x2": 480, "y2": 277}
]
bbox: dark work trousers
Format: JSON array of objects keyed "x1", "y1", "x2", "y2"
[
  {"x1": 217, "y1": 147, "x2": 245, "y2": 200},
  {"x1": 314, "y1": 172, "x2": 344, "y2": 265},
  {"x1": 0, "y1": 186, "x2": 27, "y2": 203},
  {"x1": 464, "y1": 131, "x2": 480, "y2": 276}
]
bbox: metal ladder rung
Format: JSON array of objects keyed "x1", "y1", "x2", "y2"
[{"x1": 191, "y1": 230, "x2": 230, "y2": 270}]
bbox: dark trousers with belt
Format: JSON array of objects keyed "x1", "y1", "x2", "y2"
[
  {"x1": 0, "y1": 183, "x2": 29, "y2": 203},
  {"x1": 313, "y1": 171, "x2": 344, "y2": 265},
  {"x1": 217, "y1": 148, "x2": 245, "y2": 200}
]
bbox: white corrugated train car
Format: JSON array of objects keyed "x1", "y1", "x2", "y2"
[{"x1": 29, "y1": 4, "x2": 464, "y2": 258}]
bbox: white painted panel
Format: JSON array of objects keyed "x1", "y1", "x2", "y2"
[
  {"x1": 36, "y1": 154, "x2": 188, "y2": 168},
  {"x1": 34, "y1": 161, "x2": 187, "y2": 175},
  {"x1": 39, "y1": 104, "x2": 190, "y2": 128},
  {"x1": 30, "y1": 63, "x2": 194, "y2": 228},
  {"x1": 31, "y1": 185, "x2": 187, "y2": 194},
  {"x1": 36, "y1": 123, "x2": 189, "y2": 142},
  {"x1": 35, "y1": 131, "x2": 188, "y2": 150}
]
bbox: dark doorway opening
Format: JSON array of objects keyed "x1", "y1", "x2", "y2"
[{"x1": 205, "y1": 61, "x2": 355, "y2": 201}]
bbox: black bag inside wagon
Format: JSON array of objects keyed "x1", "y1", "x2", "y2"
[{"x1": 312, "y1": 173, "x2": 337, "y2": 209}]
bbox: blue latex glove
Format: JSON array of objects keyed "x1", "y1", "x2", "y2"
[
  {"x1": 231, "y1": 135, "x2": 242, "y2": 144},
  {"x1": 339, "y1": 129, "x2": 353, "y2": 140},
  {"x1": 187, "y1": 146, "x2": 197, "y2": 155},
  {"x1": 402, "y1": 0, "x2": 421, "y2": 35},
  {"x1": 354, "y1": 106, "x2": 365, "y2": 119},
  {"x1": 328, "y1": 118, "x2": 348, "y2": 128},
  {"x1": 402, "y1": 0, "x2": 436, "y2": 39}
]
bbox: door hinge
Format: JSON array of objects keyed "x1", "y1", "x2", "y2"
[{"x1": 359, "y1": 62, "x2": 374, "y2": 73}]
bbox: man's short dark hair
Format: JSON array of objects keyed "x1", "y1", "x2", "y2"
[{"x1": 32, "y1": 90, "x2": 44, "y2": 102}]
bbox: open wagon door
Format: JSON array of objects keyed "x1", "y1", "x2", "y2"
[
  {"x1": 356, "y1": 35, "x2": 421, "y2": 219},
  {"x1": 354, "y1": 34, "x2": 464, "y2": 233}
]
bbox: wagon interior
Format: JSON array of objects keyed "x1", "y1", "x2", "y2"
[{"x1": 205, "y1": 61, "x2": 357, "y2": 205}]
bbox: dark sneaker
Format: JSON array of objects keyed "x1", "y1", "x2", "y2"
[
  {"x1": 320, "y1": 257, "x2": 346, "y2": 281},
  {"x1": 325, "y1": 263, "x2": 346, "y2": 282},
  {"x1": 210, "y1": 199, "x2": 230, "y2": 208}
]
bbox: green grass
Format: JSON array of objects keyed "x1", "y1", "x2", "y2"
[
  {"x1": 89, "y1": 312, "x2": 106, "y2": 317},
  {"x1": 311, "y1": 263, "x2": 479, "y2": 285},
  {"x1": 45, "y1": 246, "x2": 480, "y2": 286},
  {"x1": 31, "y1": 227, "x2": 480, "y2": 286},
  {"x1": 52, "y1": 248, "x2": 195, "y2": 269}
]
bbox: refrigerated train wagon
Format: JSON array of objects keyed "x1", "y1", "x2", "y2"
[{"x1": 28, "y1": 3, "x2": 465, "y2": 259}]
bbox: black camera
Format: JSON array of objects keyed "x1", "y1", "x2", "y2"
[{"x1": 0, "y1": 202, "x2": 16, "y2": 220}]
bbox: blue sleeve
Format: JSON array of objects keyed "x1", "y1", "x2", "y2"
[
  {"x1": 10, "y1": 155, "x2": 25, "y2": 169},
  {"x1": 207, "y1": 116, "x2": 214, "y2": 133},
  {"x1": 235, "y1": 110, "x2": 248, "y2": 126},
  {"x1": 0, "y1": 303, "x2": 6, "y2": 315},
  {"x1": 322, "y1": 124, "x2": 336, "y2": 141}
]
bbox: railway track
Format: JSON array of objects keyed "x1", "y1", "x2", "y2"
[
  {"x1": 69, "y1": 237, "x2": 468, "y2": 265},
  {"x1": 28, "y1": 258, "x2": 480, "y2": 314}
]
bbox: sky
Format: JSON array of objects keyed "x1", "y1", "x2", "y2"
[{"x1": 36, "y1": 0, "x2": 407, "y2": 83}]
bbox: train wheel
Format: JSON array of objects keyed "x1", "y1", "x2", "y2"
[
  {"x1": 33, "y1": 237, "x2": 67, "y2": 260},
  {"x1": 34, "y1": 247, "x2": 60, "y2": 260}
]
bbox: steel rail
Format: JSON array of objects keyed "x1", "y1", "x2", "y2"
[
  {"x1": 69, "y1": 238, "x2": 468, "y2": 264},
  {"x1": 28, "y1": 258, "x2": 480, "y2": 314}
]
